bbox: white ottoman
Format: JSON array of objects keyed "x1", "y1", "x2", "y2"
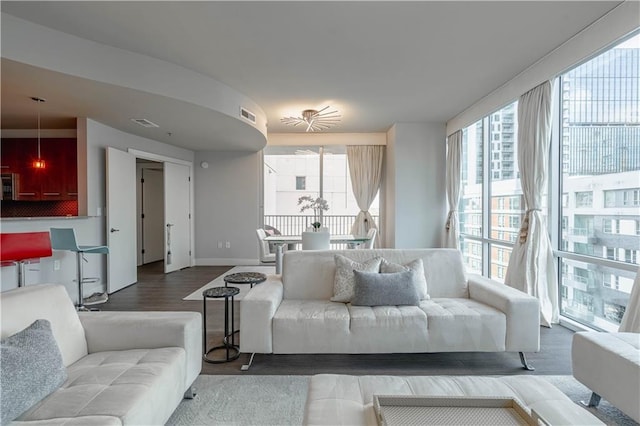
[
  {"x1": 572, "y1": 331, "x2": 640, "y2": 423},
  {"x1": 304, "y1": 374, "x2": 603, "y2": 425}
]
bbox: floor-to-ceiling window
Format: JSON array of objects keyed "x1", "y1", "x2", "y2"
[
  {"x1": 262, "y1": 145, "x2": 380, "y2": 236},
  {"x1": 459, "y1": 102, "x2": 524, "y2": 283},
  {"x1": 458, "y1": 32, "x2": 640, "y2": 331},
  {"x1": 556, "y1": 33, "x2": 640, "y2": 331}
]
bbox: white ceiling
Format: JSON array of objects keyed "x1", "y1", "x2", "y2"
[{"x1": 0, "y1": 1, "x2": 624, "y2": 150}]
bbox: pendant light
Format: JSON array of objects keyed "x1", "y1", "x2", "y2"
[{"x1": 31, "y1": 96, "x2": 46, "y2": 169}]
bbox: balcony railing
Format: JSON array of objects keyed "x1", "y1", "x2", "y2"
[
  {"x1": 569, "y1": 227, "x2": 592, "y2": 236},
  {"x1": 264, "y1": 214, "x2": 379, "y2": 237}
]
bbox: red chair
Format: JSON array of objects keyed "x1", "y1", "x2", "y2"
[{"x1": 0, "y1": 232, "x2": 53, "y2": 287}]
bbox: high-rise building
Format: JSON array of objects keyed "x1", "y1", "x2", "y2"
[{"x1": 459, "y1": 38, "x2": 640, "y2": 331}]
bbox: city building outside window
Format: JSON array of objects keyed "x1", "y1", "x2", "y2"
[
  {"x1": 575, "y1": 191, "x2": 593, "y2": 208},
  {"x1": 458, "y1": 32, "x2": 639, "y2": 332},
  {"x1": 559, "y1": 33, "x2": 639, "y2": 331}
]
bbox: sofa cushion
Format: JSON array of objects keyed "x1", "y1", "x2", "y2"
[
  {"x1": 281, "y1": 249, "x2": 468, "y2": 301},
  {"x1": 380, "y1": 258, "x2": 429, "y2": 299},
  {"x1": 352, "y1": 270, "x2": 420, "y2": 307},
  {"x1": 347, "y1": 305, "x2": 429, "y2": 352},
  {"x1": 1, "y1": 319, "x2": 68, "y2": 425},
  {"x1": 0, "y1": 284, "x2": 88, "y2": 367},
  {"x1": 331, "y1": 255, "x2": 383, "y2": 303},
  {"x1": 420, "y1": 298, "x2": 506, "y2": 351},
  {"x1": 273, "y1": 300, "x2": 351, "y2": 353},
  {"x1": 17, "y1": 348, "x2": 186, "y2": 426}
]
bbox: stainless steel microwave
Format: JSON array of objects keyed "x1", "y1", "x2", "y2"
[{"x1": 1, "y1": 173, "x2": 17, "y2": 200}]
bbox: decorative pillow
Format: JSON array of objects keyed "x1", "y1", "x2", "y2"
[
  {"x1": 331, "y1": 254, "x2": 383, "y2": 302},
  {"x1": 380, "y1": 258, "x2": 429, "y2": 299},
  {"x1": 1, "y1": 319, "x2": 67, "y2": 425},
  {"x1": 351, "y1": 270, "x2": 420, "y2": 306}
]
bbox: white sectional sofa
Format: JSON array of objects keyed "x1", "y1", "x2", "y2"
[
  {"x1": 572, "y1": 331, "x2": 640, "y2": 423},
  {"x1": 0, "y1": 284, "x2": 201, "y2": 425},
  {"x1": 240, "y1": 248, "x2": 540, "y2": 368},
  {"x1": 304, "y1": 374, "x2": 604, "y2": 425}
]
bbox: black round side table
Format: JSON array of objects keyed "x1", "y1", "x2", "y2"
[
  {"x1": 223, "y1": 271, "x2": 267, "y2": 288},
  {"x1": 202, "y1": 286, "x2": 240, "y2": 363}
]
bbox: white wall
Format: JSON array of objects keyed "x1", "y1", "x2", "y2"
[
  {"x1": 446, "y1": 1, "x2": 640, "y2": 135},
  {"x1": 194, "y1": 151, "x2": 261, "y2": 265},
  {"x1": 384, "y1": 122, "x2": 447, "y2": 248}
]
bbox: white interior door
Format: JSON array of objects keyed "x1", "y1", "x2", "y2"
[
  {"x1": 106, "y1": 147, "x2": 137, "y2": 292},
  {"x1": 164, "y1": 162, "x2": 191, "y2": 273}
]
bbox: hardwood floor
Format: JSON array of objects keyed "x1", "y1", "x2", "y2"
[{"x1": 100, "y1": 262, "x2": 576, "y2": 376}]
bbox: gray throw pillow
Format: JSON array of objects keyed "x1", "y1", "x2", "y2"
[
  {"x1": 380, "y1": 258, "x2": 429, "y2": 300},
  {"x1": 1, "y1": 319, "x2": 67, "y2": 425},
  {"x1": 352, "y1": 270, "x2": 421, "y2": 306},
  {"x1": 331, "y1": 254, "x2": 383, "y2": 303}
]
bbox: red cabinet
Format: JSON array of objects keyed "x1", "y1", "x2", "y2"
[{"x1": 0, "y1": 138, "x2": 78, "y2": 201}]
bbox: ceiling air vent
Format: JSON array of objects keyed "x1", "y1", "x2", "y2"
[
  {"x1": 131, "y1": 118, "x2": 159, "y2": 128},
  {"x1": 240, "y1": 107, "x2": 256, "y2": 124}
]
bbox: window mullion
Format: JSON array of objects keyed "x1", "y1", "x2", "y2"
[{"x1": 482, "y1": 117, "x2": 491, "y2": 277}]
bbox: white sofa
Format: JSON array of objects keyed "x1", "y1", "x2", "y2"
[
  {"x1": 240, "y1": 249, "x2": 540, "y2": 368},
  {"x1": 0, "y1": 284, "x2": 201, "y2": 425},
  {"x1": 572, "y1": 331, "x2": 640, "y2": 423},
  {"x1": 304, "y1": 374, "x2": 604, "y2": 425}
]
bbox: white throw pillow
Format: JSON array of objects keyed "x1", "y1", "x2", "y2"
[
  {"x1": 331, "y1": 254, "x2": 383, "y2": 303},
  {"x1": 380, "y1": 258, "x2": 429, "y2": 299}
]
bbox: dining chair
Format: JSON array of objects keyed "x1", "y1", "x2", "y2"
[
  {"x1": 256, "y1": 228, "x2": 275, "y2": 263},
  {"x1": 363, "y1": 228, "x2": 377, "y2": 249}
]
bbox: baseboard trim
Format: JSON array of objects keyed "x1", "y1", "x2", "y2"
[{"x1": 195, "y1": 258, "x2": 261, "y2": 266}]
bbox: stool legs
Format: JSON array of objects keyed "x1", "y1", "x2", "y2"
[{"x1": 76, "y1": 252, "x2": 88, "y2": 311}]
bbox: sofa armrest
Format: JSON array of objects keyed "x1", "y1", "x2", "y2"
[
  {"x1": 79, "y1": 311, "x2": 201, "y2": 390},
  {"x1": 468, "y1": 274, "x2": 540, "y2": 352},
  {"x1": 240, "y1": 276, "x2": 284, "y2": 354}
]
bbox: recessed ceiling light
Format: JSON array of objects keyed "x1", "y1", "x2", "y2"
[{"x1": 130, "y1": 118, "x2": 159, "y2": 128}]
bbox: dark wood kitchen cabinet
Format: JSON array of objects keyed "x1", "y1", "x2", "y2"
[{"x1": 0, "y1": 138, "x2": 78, "y2": 201}]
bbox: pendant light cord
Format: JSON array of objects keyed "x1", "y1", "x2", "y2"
[{"x1": 37, "y1": 100, "x2": 41, "y2": 158}]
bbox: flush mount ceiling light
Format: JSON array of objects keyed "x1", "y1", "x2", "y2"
[{"x1": 281, "y1": 106, "x2": 341, "y2": 132}]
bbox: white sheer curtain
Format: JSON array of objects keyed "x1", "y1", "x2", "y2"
[
  {"x1": 443, "y1": 130, "x2": 462, "y2": 249},
  {"x1": 619, "y1": 268, "x2": 640, "y2": 332},
  {"x1": 347, "y1": 145, "x2": 384, "y2": 247},
  {"x1": 505, "y1": 81, "x2": 559, "y2": 327}
]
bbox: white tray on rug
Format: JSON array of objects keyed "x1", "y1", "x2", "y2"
[{"x1": 373, "y1": 395, "x2": 546, "y2": 426}]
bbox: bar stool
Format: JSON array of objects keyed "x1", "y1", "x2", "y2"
[
  {"x1": 49, "y1": 228, "x2": 109, "y2": 311},
  {"x1": 0, "y1": 232, "x2": 53, "y2": 287}
]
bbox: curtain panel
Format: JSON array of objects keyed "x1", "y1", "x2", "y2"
[
  {"x1": 504, "y1": 80, "x2": 559, "y2": 327},
  {"x1": 347, "y1": 145, "x2": 384, "y2": 247},
  {"x1": 619, "y1": 268, "x2": 640, "y2": 332},
  {"x1": 443, "y1": 130, "x2": 462, "y2": 249}
]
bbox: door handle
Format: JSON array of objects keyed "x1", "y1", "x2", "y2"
[
  {"x1": 166, "y1": 223, "x2": 174, "y2": 227},
  {"x1": 110, "y1": 228, "x2": 120, "y2": 233}
]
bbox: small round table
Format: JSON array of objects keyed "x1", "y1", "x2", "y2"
[
  {"x1": 223, "y1": 271, "x2": 267, "y2": 288},
  {"x1": 202, "y1": 286, "x2": 240, "y2": 363}
]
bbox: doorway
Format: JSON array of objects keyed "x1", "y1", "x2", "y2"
[
  {"x1": 136, "y1": 160, "x2": 165, "y2": 266},
  {"x1": 107, "y1": 147, "x2": 194, "y2": 293}
]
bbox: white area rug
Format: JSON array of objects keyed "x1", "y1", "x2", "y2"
[
  {"x1": 167, "y1": 375, "x2": 308, "y2": 426},
  {"x1": 167, "y1": 375, "x2": 635, "y2": 426},
  {"x1": 183, "y1": 266, "x2": 276, "y2": 301}
]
